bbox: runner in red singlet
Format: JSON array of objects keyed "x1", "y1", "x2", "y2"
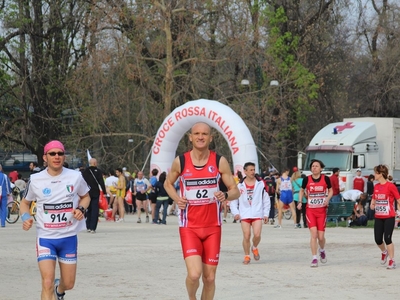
[
  {"x1": 298, "y1": 159, "x2": 332, "y2": 267},
  {"x1": 370, "y1": 164, "x2": 400, "y2": 269},
  {"x1": 164, "y1": 122, "x2": 240, "y2": 300}
]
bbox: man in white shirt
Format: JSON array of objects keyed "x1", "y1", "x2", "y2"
[
  {"x1": 342, "y1": 189, "x2": 367, "y2": 202},
  {"x1": 19, "y1": 140, "x2": 90, "y2": 300},
  {"x1": 133, "y1": 171, "x2": 152, "y2": 223},
  {"x1": 14, "y1": 173, "x2": 27, "y2": 199}
]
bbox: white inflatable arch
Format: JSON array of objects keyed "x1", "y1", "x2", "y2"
[{"x1": 150, "y1": 99, "x2": 258, "y2": 175}]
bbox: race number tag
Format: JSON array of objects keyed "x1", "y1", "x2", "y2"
[
  {"x1": 43, "y1": 202, "x2": 74, "y2": 228},
  {"x1": 136, "y1": 182, "x2": 147, "y2": 193},
  {"x1": 375, "y1": 200, "x2": 389, "y2": 216},
  {"x1": 308, "y1": 197, "x2": 325, "y2": 208},
  {"x1": 281, "y1": 181, "x2": 291, "y2": 189},
  {"x1": 185, "y1": 178, "x2": 218, "y2": 205},
  {"x1": 247, "y1": 194, "x2": 253, "y2": 206},
  {"x1": 186, "y1": 187, "x2": 218, "y2": 205}
]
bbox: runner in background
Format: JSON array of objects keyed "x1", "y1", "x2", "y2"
[
  {"x1": 370, "y1": 164, "x2": 400, "y2": 269},
  {"x1": 232, "y1": 171, "x2": 244, "y2": 224},
  {"x1": 230, "y1": 162, "x2": 270, "y2": 264},
  {"x1": 292, "y1": 170, "x2": 307, "y2": 228},
  {"x1": 264, "y1": 173, "x2": 276, "y2": 225},
  {"x1": 134, "y1": 171, "x2": 152, "y2": 223},
  {"x1": 275, "y1": 168, "x2": 296, "y2": 229},
  {"x1": 298, "y1": 159, "x2": 332, "y2": 267},
  {"x1": 148, "y1": 169, "x2": 159, "y2": 223}
]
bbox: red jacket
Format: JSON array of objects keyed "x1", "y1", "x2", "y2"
[
  {"x1": 330, "y1": 174, "x2": 340, "y2": 195},
  {"x1": 9, "y1": 170, "x2": 18, "y2": 183}
]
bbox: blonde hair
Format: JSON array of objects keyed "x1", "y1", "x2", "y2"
[{"x1": 291, "y1": 171, "x2": 301, "y2": 181}]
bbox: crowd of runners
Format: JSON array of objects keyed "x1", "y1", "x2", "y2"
[{"x1": 1, "y1": 122, "x2": 399, "y2": 300}]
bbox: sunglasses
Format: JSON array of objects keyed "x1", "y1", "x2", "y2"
[{"x1": 47, "y1": 152, "x2": 65, "y2": 157}]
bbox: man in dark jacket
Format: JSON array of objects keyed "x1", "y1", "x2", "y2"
[
  {"x1": 264, "y1": 174, "x2": 276, "y2": 224},
  {"x1": 82, "y1": 158, "x2": 107, "y2": 233}
]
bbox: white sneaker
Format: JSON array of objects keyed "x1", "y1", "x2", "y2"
[
  {"x1": 116, "y1": 218, "x2": 124, "y2": 223},
  {"x1": 387, "y1": 259, "x2": 396, "y2": 269},
  {"x1": 274, "y1": 224, "x2": 282, "y2": 229}
]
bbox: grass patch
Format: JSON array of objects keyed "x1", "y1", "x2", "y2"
[{"x1": 326, "y1": 219, "x2": 375, "y2": 228}]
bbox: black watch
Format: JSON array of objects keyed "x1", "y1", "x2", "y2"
[
  {"x1": 224, "y1": 192, "x2": 228, "y2": 200},
  {"x1": 77, "y1": 206, "x2": 87, "y2": 215}
]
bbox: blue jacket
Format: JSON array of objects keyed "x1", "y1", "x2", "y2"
[
  {"x1": 0, "y1": 171, "x2": 12, "y2": 199},
  {"x1": 155, "y1": 180, "x2": 169, "y2": 198}
]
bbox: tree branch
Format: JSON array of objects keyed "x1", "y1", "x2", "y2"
[
  {"x1": 371, "y1": 0, "x2": 380, "y2": 14},
  {"x1": 300, "y1": 0, "x2": 334, "y2": 36},
  {"x1": 0, "y1": 29, "x2": 24, "y2": 51}
]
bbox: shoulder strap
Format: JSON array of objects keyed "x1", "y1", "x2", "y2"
[
  {"x1": 89, "y1": 169, "x2": 101, "y2": 187},
  {"x1": 216, "y1": 154, "x2": 221, "y2": 169},
  {"x1": 180, "y1": 152, "x2": 221, "y2": 173},
  {"x1": 292, "y1": 179, "x2": 301, "y2": 189},
  {"x1": 179, "y1": 154, "x2": 185, "y2": 174}
]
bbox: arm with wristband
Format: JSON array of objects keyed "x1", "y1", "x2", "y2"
[{"x1": 19, "y1": 198, "x2": 34, "y2": 231}]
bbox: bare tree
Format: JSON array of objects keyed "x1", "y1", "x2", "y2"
[
  {"x1": 0, "y1": 0, "x2": 95, "y2": 164},
  {"x1": 353, "y1": 0, "x2": 400, "y2": 117}
]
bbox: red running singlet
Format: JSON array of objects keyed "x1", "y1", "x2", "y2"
[{"x1": 178, "y1": 151, "x2": 222, "y2": 228}]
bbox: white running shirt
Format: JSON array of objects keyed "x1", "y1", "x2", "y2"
[
  {"x1": 24, "y1": 168, "x2": 90, "y2": 239},
  {"x1": 341, "y1": 189, "x2": 363, "y2": 202},
  {"x1": 134, "y1": 178, "x2": 151, "y2": 193}
]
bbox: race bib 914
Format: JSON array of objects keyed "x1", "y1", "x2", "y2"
[{"x1": 43, "y1": 202, "x2": 74, "y2": 228}]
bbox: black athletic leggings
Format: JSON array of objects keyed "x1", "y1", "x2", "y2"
[
  {"x1": 294, "y1": 200, "x2": 307, "y2": 225},
  {"x1": 374, "y1": 217, "x2": 395, "y2": 246}
]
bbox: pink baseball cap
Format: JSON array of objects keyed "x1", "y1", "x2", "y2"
[{"x1": 44, "y1": 140, "x2": 65, "y2": 154}]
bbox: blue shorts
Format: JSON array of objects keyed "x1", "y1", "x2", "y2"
[
  {"x1": 36, "y1": 235, "x2": 78, "y2": 264},
  {"x1": 280, "y1": 191, "x2": 293, "y2": 205}
]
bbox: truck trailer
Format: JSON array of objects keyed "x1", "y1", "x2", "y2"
[{"x1": 298, "y1": 117, "x2": 400, "y2": 190}]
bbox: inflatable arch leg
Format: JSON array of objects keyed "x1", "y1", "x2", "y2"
[{"x1": 150, "y1": 99, "x2": 258, "y2": 175}]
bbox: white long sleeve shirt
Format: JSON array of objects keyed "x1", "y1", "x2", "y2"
[{"x1": 230, "y1": 178, "x2": 270, "y2": 219}]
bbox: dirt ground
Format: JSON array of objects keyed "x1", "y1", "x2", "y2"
[{"x1": 1, "y1": 214, "x2": 399, "y2": 300}]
